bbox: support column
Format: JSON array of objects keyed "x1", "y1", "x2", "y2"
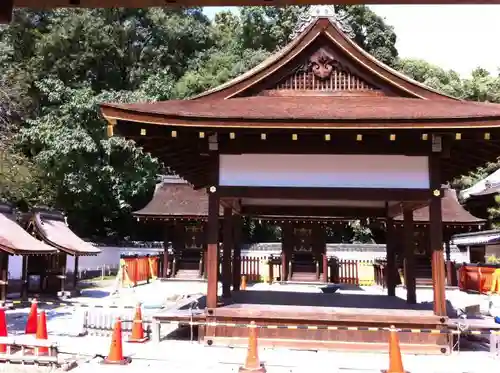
[
  {"x1": 386, "y1": 214, "x2": 397, "y2": 297},
  {"x1": 0, "y1": 253, "x2": 8, "y2": 302},
  {"x1": 60, "y1": 254, "x2": 67, "y2": 294},
  {"x1": 73, "y1": 255, "x2": 79, "y2": 289},
  {"x1": 206, "y1": 183, "x2": 220, "y2": 310},
  {"x1": 403, "y1": 205, "x2": 417, "y2": 304},
  {"x1": 429, "y1": 151, "x2": 447, "y2": 316},
  {"x1": 0, "y1": 0, "x2": 13, "y2": 24},
  {"x1": 21, "y1": 256, "x2": 28, "y2": 300},
  {"x1": 444, "y1": 233, "x2": 454, "y2": 286},
  {"x1": 162, "y1": 225, "x2": 170, "y2": 278},
  {"x1": 232, "y1": 215, "x2": 242, "y2": 291},
  {"x1": 222, "y1": 207, "x2": 233, "y2": 298},
  {"x1": 281, "y1": 223, "x2": 291, "y2": 281}
]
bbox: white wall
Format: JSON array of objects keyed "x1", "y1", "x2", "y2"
[
  {"x1": 219, "y1": 154, "x2": 430, "y2": 188},
  {"x1": 7, "y1": 246, "x2": 163, "y2": 279}
]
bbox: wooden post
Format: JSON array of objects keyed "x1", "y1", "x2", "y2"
[
  {"x1": 60, "y1": 254, "x2": 67, "y2": 294},
  {"x1": 429, "y1": 150, "x2": 447, "y2": 316},
  {"x1": 232, "y1": 215, "x2": 242, "y2": 291},
  {"x1": 162, "y1": 225, "x2": 170, "y2": 278},
  {"x1": 21, "y1": 256, "x2": 28, "y2": 300},
  {"x1": 444, "y1": 236, "x2": 453, "y2": 286},
  {"x1": 281, "y1": 223, "x2": 291, "y2": 281},
  {"x1": 322, "y1": 253, "x2": 328, "y2": 283},
  {"x1": 386, "y1": 212, "x2": 397, "y2": 297},
  {"x1": 73, "y1": 255, "x2": 79, "y2": 289},
  {"x1": 0, "y1": 0, "x2": 13, "y2": 24},
  {"x1": 222, "y1": 207, "x2": 233, "y2": 298},
  {"x1": 403, "y1": 205, "x2": 417, "y2": 304},
  {"x1": 206, "y1": 186, "x2": 220, "y2": 310},
  {"x1": 0, "y1": 253, "x2": 8, "y2": 302}
]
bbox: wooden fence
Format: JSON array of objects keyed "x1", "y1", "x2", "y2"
[{"x1": 239, "y1": 256, "x2": 376, "y2": 285}]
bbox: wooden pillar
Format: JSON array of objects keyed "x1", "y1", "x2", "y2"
[
  {"x1": 386, "y1": 214, "x2": 397, "y2": 297},
  {"x1": 403, "y1": 205, "x2": 417, "y2": 304},
  {"x1": 0, "y1": 0, "x2": 13, "y2": 24},
  {"x1": 60, "y1": 254, "x2": 67, "y2": 294},
  {"x1": 222, "y1": 207, "x2": 233, "y2": 298},
  {"x1": 206, "y1": 168, "x2": 220, "y2": 310},
  {"x1": 429, "y1": 151, "x2": 447, "y2": 316},
  {"x1": 165, "y1": 224, "x2": 172, "y2": 278},
  {"x1": 232, "y1": 215, "x2": 242, "y2": 291},
  {"x1": 281, "y1": 223, "x2": 292, "y2": 281},
  {"x1": 0, "y1": 253, "x2": 8, "y2": 302},
  {"x1": 21, "y1": 256, "x2": 28, "y2": 300},
  {"x1": 444, "y1": 231, "x2": 453, "y2": 286},
  {"x1": 73, "y1": 255, "x2": 79, "y2": 289}
]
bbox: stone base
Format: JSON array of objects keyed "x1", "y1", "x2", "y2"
[
  {"x1": 239, "y1": 365, "x2": 266, "y2": 373},
  {"x1": 57, "y1": 289, "x2": 81, "y2": 299},
  {"x1": 101, "y1": 356, "x2": 132, "y2": 365}
]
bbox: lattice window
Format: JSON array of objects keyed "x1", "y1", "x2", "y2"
[
  {"x1": 275, "y1": 69, "x2": 376, "y2": 91},
  {"x1": 273, "y1": 47, "x2": 378, "y2": 93}
]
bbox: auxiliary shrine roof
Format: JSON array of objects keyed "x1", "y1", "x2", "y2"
[
  {"x1": 134, "y1": 175, "x2": 223, "y2": 220},
  {"x1": 393, "y1": 186, "x2": 485, "y2": 226},
  {"x1": 0, "y1": 203, "x2": 57, "y2": 255}
]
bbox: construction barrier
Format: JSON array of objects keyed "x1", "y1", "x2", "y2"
[
  {"x1": 120, "y1": 254, "x2": 160, "y2": 288},
  {"x1": 458, "y1": 264, "x2": 500, "y2": 294}
]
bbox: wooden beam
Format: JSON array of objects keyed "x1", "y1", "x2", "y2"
[
  {"x1": 241, "y1": 205, "x2": 385, "y2": 219},
  {"x1": 218, "y1": 186, "x2": 437, "y2": 202},
  {"x1": 13, "y1": 0, "x2": 500, "y2": 8}
]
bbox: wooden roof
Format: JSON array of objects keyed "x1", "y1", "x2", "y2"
[
  {"x1": 134, "y1": 175, "x2": 223, "y2": 220},
  {"x1": 101, "y1": 13, "x2": 500, "y2": 189},
  {"x1": 394, "y1": 187, "x2": 485, "y2": 226},
  {"x1": 101, "y1": 17, "x2": 500, "y2": 130},
  {"x1": 0, "y1": 203, "x2": 57, "y2": 255},
  {"x1": 103, "y1": 97, "x2": 500, "y2": 128},
  {"x1": 29, "y1": 208, "x2": 101, "y2": 256}
]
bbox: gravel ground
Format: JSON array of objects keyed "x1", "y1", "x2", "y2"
[{"x1": 1, "y1": 281, "x2": 499, "y2": 372}]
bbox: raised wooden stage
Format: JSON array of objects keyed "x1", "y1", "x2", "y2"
[{"x1": 156, "y1": 287, "x2": 451, "y2": 354}]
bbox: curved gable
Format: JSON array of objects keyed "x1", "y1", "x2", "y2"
[{"x1": 194, "y1": 18, "x2": 456, "y2": 101}]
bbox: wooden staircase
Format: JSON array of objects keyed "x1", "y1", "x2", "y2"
[
  {"x1": 174, "y1": 269, "x2": 203, "y2": 280},
  {"x1": 289, "y1": 262, "x2": 318, "y2": 282}
]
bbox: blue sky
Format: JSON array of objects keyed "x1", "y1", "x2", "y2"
[{"x1": 203, "y1": 5, "x2": 500, "y2": 78}]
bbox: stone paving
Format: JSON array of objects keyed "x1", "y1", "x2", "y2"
[{"x1": 2, "y1": 280, "x2": 500, "y2": 372}]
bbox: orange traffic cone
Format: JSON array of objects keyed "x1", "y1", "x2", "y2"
[
  {"x1": 25, "y1": 299, "x2": 38, "y2": 335},
  {"x1": 384, "y1": 325, "x2": 407, "y2": 373},
  {"x1": 102, "y1": 318, "x2": 131, "y2": 365},
  {"x1": 128, "y1": 303, "x2": 148, "y2": 343},
  {"x1": 241, "y1": 276, "x2": 247, "y2": 290},
  {"x1": 239, "y1": 321, "x2": 266, "y2": 373},
  {"x1": 0, "y1": 308, "x2": 7, "y2": 353},
  {"x1": 35, "y1": 311, "x2": 49, "y2": 356}
]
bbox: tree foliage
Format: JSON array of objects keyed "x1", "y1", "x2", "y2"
[{"x1": 0, "y1": 6, "x2": 498, "y2": 239}]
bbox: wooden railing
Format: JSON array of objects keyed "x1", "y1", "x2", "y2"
[{"x1": 236, "y1": 255, "x2": 376, "y2": 285}]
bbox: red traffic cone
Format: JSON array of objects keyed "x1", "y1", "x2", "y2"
[
  {"x1": 128, "y1": 303, "x2": 148, "y2": 343},
  {"x1": 0, "y1": 308, "x2": 7, "y2": 353},
  {"x1": 25, "y1": 299, "x2": 38, "y2": 335},
  {"x1": 239, "y1": 321, "x2": 266, "y2": 373},
  {"x1": 384, "y1": 325, "x2": 407, "y2": 373},
  {"x1": 102, "y1": 318, "x2": 131, "y2": 365},
  {"x1": 35, "y1": 311, "x2": 49, "y2": 356}
]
